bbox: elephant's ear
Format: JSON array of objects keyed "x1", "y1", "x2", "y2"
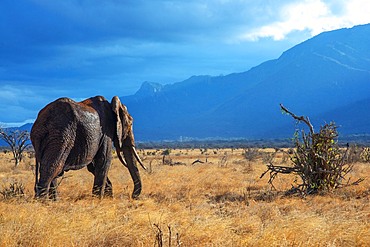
[{"x1": 111, "y1": 96, "x2": 123, "y2": 148}]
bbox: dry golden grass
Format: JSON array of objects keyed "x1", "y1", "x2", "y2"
[{"x1": 0, "y1": 148, "x2": 369, "y2": 246}]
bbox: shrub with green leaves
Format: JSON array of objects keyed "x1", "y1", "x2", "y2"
[
  {"x1": 261, "y1": 104, "x2": 363, "y2": 195},
  {"x1": 360, "y1": 147, "x2": 370, "y2": 162}
]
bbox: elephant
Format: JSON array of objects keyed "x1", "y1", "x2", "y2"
[{"x1": 30, "y1": 95, "x2": 146, "y2": 200}]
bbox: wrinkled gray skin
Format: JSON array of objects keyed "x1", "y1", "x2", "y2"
[{"x1": 31, "y1": 96, "x2": 144, "y2": 200}]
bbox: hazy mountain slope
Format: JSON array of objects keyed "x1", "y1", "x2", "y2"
[
  {"x1": 322, "y1": 97, "x2": 370, "y2": 135},
  {"x1": 200, "y1": 24, "x2": 370, "y2": 138},
  {"x1": 122, "y1": 24, "x2": 370, "y2": 140}
]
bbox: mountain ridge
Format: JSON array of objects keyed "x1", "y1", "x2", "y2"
[{"x1": 121, "y1": 24, "x2": 370, "y2": 141}]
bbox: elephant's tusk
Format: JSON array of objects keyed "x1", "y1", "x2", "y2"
[
  {"x1": 132, "y1": 146, "x2": 147, "y2": 170},
  {"x1": 117, "y1": 151, "x2": 128, "y2": 167}
]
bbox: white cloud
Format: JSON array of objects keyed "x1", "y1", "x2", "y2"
[
  {"x1": 343, "y1": 0, "x2": 370, "y2": 24},
  {"x1": 239, "y1": 0, "x2": 370, "y2": 41}
]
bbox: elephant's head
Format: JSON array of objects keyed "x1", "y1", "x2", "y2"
[{"x1": 111, "y1": 96, "x2": 146, "y2": 199}]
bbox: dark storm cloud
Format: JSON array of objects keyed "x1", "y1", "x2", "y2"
[
  {"x1": 0, "y1": 0, "x2": 284, "y2": 64},
  {"x1": 1, "y1": 0, "x2": 368, "y2": 125},
  {"x1": 1, "y1": 1, "x2": 287, "y2": 87}
]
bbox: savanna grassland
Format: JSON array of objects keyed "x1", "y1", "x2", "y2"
[{"x1": 0, "y1": 148, "x2": 369, "y2": 246}]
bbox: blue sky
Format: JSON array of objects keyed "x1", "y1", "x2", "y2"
[{"x1": 1, "y1": 0, "x2": 370, "y2": 126}]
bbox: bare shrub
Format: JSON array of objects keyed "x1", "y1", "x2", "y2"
[
  {"x1": 347, "y1": 144, "x2": 363, "y2": 163},
  {"x1": 161, "y1": 155, "x2": 186, "y2": 166},
  {"x1": 261, "y1": 104, "x2": 364, "y2": 195},
  {"x1": 244, "y1": 148, "x2": 260, "y2": 162},
  {"x1": 261, "y1": 151, "x2": 276, "y2": 164},
  {"x1": 218, "y1": 154, "x2": 228, "y2": 167},
  {"x1": 346, "y1": 145, "x2": 370, "y2": 163},
  {"x1": 152, "y1": 223, "x2": 181, "y2": 247},
  {"x1": 1, "y1": 181, "x2": 25, "y2": 200}
]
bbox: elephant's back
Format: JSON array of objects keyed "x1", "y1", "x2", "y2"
[
  {"x1": 31, "y1": 98, "x2": 86, "y2": 147},
  {"x1": 32, "y1": 98, "x2": 78, "y2": 131},
  {"x1": 31, "y1": 97, "x2": 101, "y2": 167}
]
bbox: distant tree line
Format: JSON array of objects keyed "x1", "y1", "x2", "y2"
[{"x1": 136, "y1": 137, "x2": 364, "y2": 150}]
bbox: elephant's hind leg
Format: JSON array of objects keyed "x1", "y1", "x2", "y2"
[
  {"x1": 104, "y1": 178, "x2": 113, "y2": 197},
  {"x1": 37, "y1": 159, "x2": 65, "y2": 199},
  {"x1": 49, "y1": 178, "x2": 58, "y2": 200},
  {"x1": 48, "y1": 171, "x2": 64, "y2": 200}
]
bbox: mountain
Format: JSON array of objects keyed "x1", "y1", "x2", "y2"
[{"x1": 121, "y1": 24, "x2": 370, "y2": 141}]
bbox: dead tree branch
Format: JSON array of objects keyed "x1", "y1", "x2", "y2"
[{"x1": 280, "y1": 104, "x2": 314, "y2": 134}]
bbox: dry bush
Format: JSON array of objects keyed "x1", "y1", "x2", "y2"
[
  {"x1": 244, "y1": 148, "x2": 260, "y2": 162},
  {"x1": 0, "y1": 181, "x2": 25, "y2": 200},
  {"x1": 262, "y1": 105, "x2": 364, "y2": 195},
  {"x1": 360, "y1": 147, "x2": 370, "y2": 162},
  {"x1": 347, "y1": 145, "x2": 370, "y2": 163},
  {"x1": 347, "y1": 145, "x2": 363, "y2": 163}
]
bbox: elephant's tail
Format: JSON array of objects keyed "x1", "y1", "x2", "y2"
[{"x1": 34, "y1": 157, "x2": 40, "y2": 195}]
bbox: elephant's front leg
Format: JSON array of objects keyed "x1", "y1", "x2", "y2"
[{"x1": 87, "y1": 160, "x2": 112, "y2": 198}]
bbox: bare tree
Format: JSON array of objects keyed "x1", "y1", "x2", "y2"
[{"x1": 0, "y1": 128, "x2": 31, "y2": 166}]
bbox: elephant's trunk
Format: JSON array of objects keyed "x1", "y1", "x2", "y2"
[{"x1": 118, "y1": 147, "x2": 142, "y2": 199}]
